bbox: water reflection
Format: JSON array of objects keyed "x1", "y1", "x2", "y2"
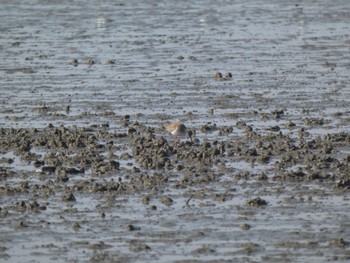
[{"x1": 96, "y1": 17, "x2": 106, "y2": 30}]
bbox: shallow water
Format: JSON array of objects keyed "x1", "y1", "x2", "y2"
[{"x1": 1, "y1": 0, "x2": 350, "y2": 262}]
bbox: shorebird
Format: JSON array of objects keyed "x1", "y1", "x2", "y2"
[{"x1": 163, "y1": 122, "x2": 193, "y2": 143}]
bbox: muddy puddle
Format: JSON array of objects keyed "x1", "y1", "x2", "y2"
[{"x1": 1, "y1": 0, "x2": 350, "y2": 262}]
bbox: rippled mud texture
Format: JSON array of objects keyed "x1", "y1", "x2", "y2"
[{"x1": 2, "y1": 0, "x2": 350, "y2": 262}]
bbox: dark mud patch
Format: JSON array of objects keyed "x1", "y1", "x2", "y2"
[{"x1": 1, "y1": 122, "x2": 350, "y2": 262}]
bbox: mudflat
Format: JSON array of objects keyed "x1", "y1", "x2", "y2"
[{"x1": 1, "y1": 1, "x2": 350, "y2": 262}]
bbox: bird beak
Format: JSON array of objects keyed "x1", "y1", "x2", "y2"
[{"x1": 188, "y1": 130, "x2": 193, "y2": 143}]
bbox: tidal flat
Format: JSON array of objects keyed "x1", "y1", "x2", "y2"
[{"x1": 1, "y1": 1, "x2": 350, "y2": 262}]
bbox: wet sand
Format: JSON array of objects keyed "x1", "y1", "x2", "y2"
[{"x1": 1, "y1": 0, "x2": 350, "y2": 262}]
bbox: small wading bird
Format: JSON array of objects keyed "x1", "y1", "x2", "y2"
[{"x1": 163, "y1": 122, "x2": 193, "y2": 143}]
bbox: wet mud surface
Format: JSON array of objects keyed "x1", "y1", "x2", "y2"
[{"x1": 1, "y1": 0, "x2": 350, "y2": 262}]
